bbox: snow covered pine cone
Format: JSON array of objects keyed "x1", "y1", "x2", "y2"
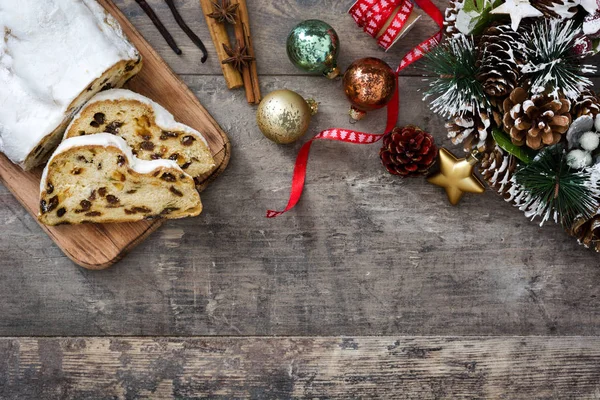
[
  {"x1": 531, "y1": 0, "x2": 579, "y2": 19},
  {"x1": 379, "y1": 126, "x2": 438, "y2": 177},
  {"x1": 570, "y1": 210, "x2": 600, "y2": 252},
  {"x1": 478, "y1": 146, "x2": 517, "y2": 198},
  {"x1": 571, "y1": 89, "x2": 600, "y2": 119},
  {"x1": 502, "y1": 87, "x2": 572, "y2": 150},
  {"x1": 477, "y1": 25, "x2": 525, "y2": 99},
  {"x1": 445, "y1": 109, "x2": 491, "y2": 151},
  {"x1": 443, "y1": 0, "x2": 464, "y2": 38}
]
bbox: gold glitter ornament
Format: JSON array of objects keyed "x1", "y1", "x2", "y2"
[
  {"x1": 427, "y1": 148, "x2": 486, "y2": 205},
  {"x1": 256, "y1": 90, "x2": 318, "y2": 144}
]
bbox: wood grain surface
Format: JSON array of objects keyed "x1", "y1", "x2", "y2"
[
  {"x1": 0, "y1": 0, "x2": 229, "y2": 270},
  {"x1": 2, "y1": 0, "x2": 600, "y2": 397},
  {"x1": 3, "y1": 74, "x2": 600, "y2": 336},
  {"x1": 1, "y1": 336, "x2": 600, "y2": 399}
]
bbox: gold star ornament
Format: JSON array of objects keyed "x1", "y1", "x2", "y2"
[{"x1": 427, "y1": 148, "x2": 486, "y2": 205}]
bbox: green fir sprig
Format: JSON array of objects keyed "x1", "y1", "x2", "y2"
[
  {"x1": 423, "y1": 35, "x2": 489, "y2": 118},
  {"x1": 510, "y1": 145, "x2": 600, "y2": 228},
  {"x1": 521, "y1": 19, "x2": 596, "y2": 100}
]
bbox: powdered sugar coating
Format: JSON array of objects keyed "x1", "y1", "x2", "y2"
[
  {"x1": 40, "y1": 133, "x2": 183, "y2": 192},
  {"x1": 70, "y1": 89, "x2": 209, "y2": 147},
  {"x1": 0, "y1": 0, "x2": 139, "y2": 166}
]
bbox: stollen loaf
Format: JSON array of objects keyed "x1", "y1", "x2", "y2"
[{"x1": 0, "y1": 0, "x2": 142, "y2": 170}]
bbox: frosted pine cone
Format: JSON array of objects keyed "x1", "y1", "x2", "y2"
[
  {"x1": 571, "y1": 90, "x2": 600, "y2": 119},
  {"x1": 380, "y1": 126, "x2": 438, "y2": 177},
  {"x1": 445, "y1": 109, "x2": 491, "y2": 152},
  {"x1": 490, "y1": 96, "x2": 506, "y2": 127},
  {"x1": 570, "y1": 210, "x2": 600, "y2": 252},
  {"x1": 443, "y1": 0, "x2": 464, "y2": 38},
  {"x1": 502, "y1": 87, "x2": 572, "y2": 150},
  {"x1": 478, "y1": 146, "x2": 517, "y2": 198},
  {"x1": 477, "y1": 25, "x2": 525, "y2": 99},
  {"x1": 532, "y1": 0, "x2": 579, "y2": 19}
]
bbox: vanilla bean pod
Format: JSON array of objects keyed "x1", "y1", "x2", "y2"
[
  {"x1": 135, "y1": 0, "x2": 182, "y2": 55},
  {"x1": 164, "y1": 0, "x2": 208, "y2": 62}
]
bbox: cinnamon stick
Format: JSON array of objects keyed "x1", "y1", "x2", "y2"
[
  {"x1": 235, "y1": 0, "x2": 261, "y2": 104},
  {"x1": 232, "y1": 11, "x2": 255, "y2": 104},
  {"x1": 199, "y1": 0, "x2": 243, "y2": 89}
]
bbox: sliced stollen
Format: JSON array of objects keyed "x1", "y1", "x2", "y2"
[
  {"x1": 39, "y1": 133, "x2": 202, "y2": 226},
  {"x1": 64, "y1": 89, "x2": 215, "y2": 185},
  {"x1": 0, "y1": 0, "x2": 142, "y2": 170}
]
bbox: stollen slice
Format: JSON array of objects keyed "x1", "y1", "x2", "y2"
[
  {"x1": 64, "y1": 89, "x2": 215, "y2": 185},
  {"x1": 39, "y1": 133, "x2": 202, "y2": 226}
]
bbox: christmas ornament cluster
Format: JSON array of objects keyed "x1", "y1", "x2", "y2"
[
  {"x1": 257, "y1": 20, "x2": 402, "y2": 143},
  {"x1": 262, "y1": 3, "x2": 444, "y2": 219},
  {"x1": 427, "y1": 0, "x2": 600, "y2": 251}
]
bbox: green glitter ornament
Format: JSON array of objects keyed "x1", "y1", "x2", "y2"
[{"x1": 286, "y1": 20, "x2": 341, "y2": 79}]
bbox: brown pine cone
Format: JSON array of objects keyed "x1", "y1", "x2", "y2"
[
  {"x1": 532, "y1": 0, "x2": 579, "y2": 19},
  {"x1": 569, "y1": 210, "x2": 600, "y2": 252},
  {"x1": 477, "y1": 25, "x2": 525, "y2": 99},
  {"x1": 380, "y1": 126, "x2": 438, "y2": 177},
  {"x1": 478, "y1": 146, "x2": 517, "y2": 198},
  {"x1": 490, "y1": 96, "x2": 505, "y2": 127},
  {"x1": 443, "y1": 0, "x2": 464, "y2": 38},
  {"x1": 502, "y1": 87, "x2": 572, "y2": 150},
  {"x1": 445, "y1": 109, "x2": 491, "y2": 152},
  {"x1": 571, "y1": 90, "x2": 600, "y2": 119}
]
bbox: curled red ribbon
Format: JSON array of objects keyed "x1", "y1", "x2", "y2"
[{"x1": 266, "y1": 0, "x2": 444, "y2": 218}]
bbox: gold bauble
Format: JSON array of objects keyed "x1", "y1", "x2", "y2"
[
  {"x1": 427, "y1": 148, "x2": 486, "y2": 205},
  {"x1": 256, "y1": 89, "x2": 318, "y2": 144}
]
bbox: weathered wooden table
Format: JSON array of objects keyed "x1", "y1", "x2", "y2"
[{"x1": 2, "y1": 1, "x2": 600, "y2": 398}]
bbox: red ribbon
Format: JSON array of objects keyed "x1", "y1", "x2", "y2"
[
  {"x1": 351, "y1": 0, "x2": 399, "y2": 37},
  {"x1": 266, "y1": 0, "x2": 444, "y2": 218},
  {"x1": 377, "y1": 1, "x2": 414, "y2": 50},
  {"x1": 349, "y1": 0, "x2": 415, "y2": 51}
]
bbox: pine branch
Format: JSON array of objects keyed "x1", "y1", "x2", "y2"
[
  {"x1": 422, "y1": 35, "x2": 489, "y2": 118},
  {"x1": 521, "y1": 19, "x2": 596, "y2": 100},
  {"x1": 508, "y1": 144, "x2": 600, "y2": 228}
]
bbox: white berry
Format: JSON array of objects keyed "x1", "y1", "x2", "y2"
[
  {"x1": 579, "y1": 131, "x2": 600, "y2": 151},
  {"x1": 567, "y1": 149, "x2": 593, "y2": 169}
]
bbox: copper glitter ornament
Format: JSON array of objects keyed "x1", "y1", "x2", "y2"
[
  {"x1": 343, "y1": 57, "x2": 397, "y2": 121},
  {"x1": 256, "y1": 90, "x2": 318, "y2": 144}
]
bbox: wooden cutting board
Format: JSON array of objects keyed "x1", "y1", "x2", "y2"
[{"x1": 0, "y1": 0, "x2": 230, "y2": 270}]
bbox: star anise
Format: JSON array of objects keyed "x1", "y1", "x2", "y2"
[
  {"x1": 207, "y1": 0, "x2": 239, "y2": 25},
  {"x1": 221, "y1": 42, "x2": 254, "y2": 72}
]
